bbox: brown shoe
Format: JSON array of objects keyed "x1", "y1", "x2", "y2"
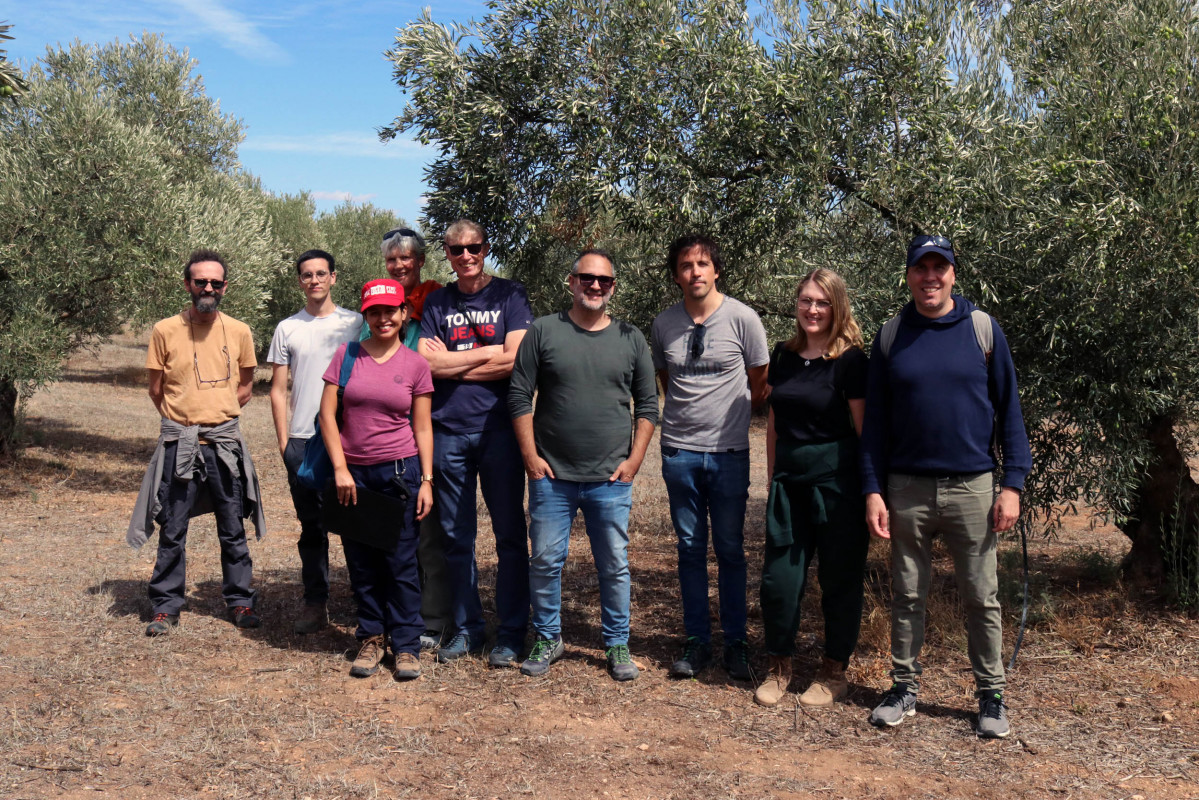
[
  {"x1": 393, "y1": 651, "x2": 422, "y2": 680},
  {"x1": 350, "y1": 635, "x2": 385, "y2": 678},
  {"x1": 754, "y1": 655, "x2": 792, "y2": 707},
  {"x1": 798, "y1": 657, "x2": 848, "y2": 707},
  {"x1": 293, "y1": 602, "x2": 328, "y2": 635}
]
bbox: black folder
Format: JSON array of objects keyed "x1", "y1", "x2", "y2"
[{"x1": 320, "y1": 483, "x2": 407, "y2": 549}]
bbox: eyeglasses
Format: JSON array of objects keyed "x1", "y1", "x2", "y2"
[
  {"x1": 299, "y1": 270, "x2": 331, "y2": 283},
  {"x1": 446, "y1": 242, "x2": 486, "y2": 257},
  {"x1": 572, "y1": 273, "x2": 614, "y2": 289},
  {"x1": 689, "y1": 324, "x2": 706, "y2": 360},
  {"x1": 191, "y1": 278, "x2": 227, "y2": 290},
  {"x1": 383, "y1": 227, "x2": 425, "y2": 247},
  {"x1": 189, "y1": 314, "x2": 232, "y2": 386},
  {"x1": 797, "y1": 298, "x2": 832, "y2": 311}
]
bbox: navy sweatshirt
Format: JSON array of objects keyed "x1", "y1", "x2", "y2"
[{"x1": 860, "y1": 295, "x2": 1032, "y2": 494}]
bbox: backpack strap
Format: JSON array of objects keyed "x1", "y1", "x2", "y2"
[
  {"x1": 335, "y1": 341, "x2": 359, "y2": 425},
  {"x1": 878, "y1": 310, "x2": 993, "y2": 361},
  {"x1": 878, "y1": 316, "x2": 901, "y2": 359}
]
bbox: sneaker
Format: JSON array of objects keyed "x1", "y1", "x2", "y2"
[
  {"x1": 393, "y1": 651, "x2": 422, "y2": 680},
  {"x1": 230, "y1": 606, "x2": 261, "y2": 629},
  {"x1": 606, "y1": 644, "x2": 639, "y2": 682},
  {"x1": 293, "y1": 603, "x2": 327, "y2": 635},
  {"x1": 670, "y1": 637, "x2": 712, "y2": 677},
  {"x1": 869, "y1": 684, "x2": 917, "y2": 728},
  {"x1": 350, "y1": 635, "x2": 386, "y2": 678},
  {"x1": 436, "y1": 632, "x2": 482, "y2": 663},
  {"x1": 145, "y1": 612, "x2": 179, "y2": 637},
  {"x1": 723, "y1": 639, "x2": 752, "y2": 681},
  {"x1": 488, "y1": 641, "x2": 521, "y2": 668},
  {"x1": 519, "y1": 637, "x2": 564, "y2": 676},
  {"x1": 976, "y1": 691, "x2": 1010, "y2": 739},
  {"x1": 419, "y1": 629, "x2": 444, "y2": 651}
]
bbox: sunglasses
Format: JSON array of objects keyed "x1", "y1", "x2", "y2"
[
  {"x1": 383, "y1": 227, "x2": 425, "y2": 246},
  {"x1": 573, "y1": 273, "x2": 614, "y2": 289},
  {"x1": 446, "y1": 242, "x2": 486, "y2": 257},
  {"x1": 689, "y1": 324, "x2": 706, "y2": 359},
  {"x1": 191, "y1": 278, "x2": 227, "y2": 290},
  {"x1": 911, "y1": 235, "x2": 954, "y2": 252}
]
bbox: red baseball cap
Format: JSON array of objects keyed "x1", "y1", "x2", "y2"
[{"x1": 360, "y1": 278, "x2": 405, "y2": 312}]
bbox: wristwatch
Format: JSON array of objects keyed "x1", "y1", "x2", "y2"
[{"x1": 421, "y1": 474, "x2": 434, "y2": 484}]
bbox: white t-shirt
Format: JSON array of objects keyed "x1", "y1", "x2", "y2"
[{"x1": 267, "y1": 306, "x2": 363, "y2": 438}]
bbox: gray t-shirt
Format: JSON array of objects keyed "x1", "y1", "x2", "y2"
[
  {"x1": 509, "y1": 311, "x2": 658, "y2": 482},
  {"x1": 267, "y1": 306, "x2": 363, "y2": 438},
  {"x1": 651, "y1": 295, "x2": 769, "y2": 451}
]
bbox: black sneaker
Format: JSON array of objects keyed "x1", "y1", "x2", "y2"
[
  {"x1": 670, "y1": 636, "x2": 712, "y2": 677},
  {"x1": 230, "y1": 606, "x2": 261, "y2": 629},
  {"x1": 606, "y1": 644, "x2": 639, "y2": 682},
  {"x1": 976, "y1": 691, "x2": 1010, "y2": 739},
  {"x1": 145, "y1": 612, "x2": 179, "y2": 637},
  {"x1": 869, "y1": 684, "x2": 917, "y2": 728},
  {"x1": 722, "y1": 639, "x2": 752, "y2": 681}
]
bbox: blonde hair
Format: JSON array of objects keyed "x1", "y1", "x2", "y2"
[{"x1": 784, "y1": 268, "x2": 864, "y2": 358}]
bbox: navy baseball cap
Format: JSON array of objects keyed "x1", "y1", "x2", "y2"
[{"x1": 906, "y1": 235, "x2": 955, "y2": 268}]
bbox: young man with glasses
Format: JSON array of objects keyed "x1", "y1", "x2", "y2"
[
  {"x1": 267, "y1": 249, "x2": 363, "y2": 633},
  {"x1": 418, "y1": 219, "x2": 534, "y2": 666},
  {"x1": 508, "y1": 250, "x2": 658, "y2": 681},
  {"x1": 650, "y1": 234, "x2": 769, "y2": 682},
  {"x1": 861, "y1": 235, "x2": 1031, "y2": 739},
  {"x1": 128, "y1": 249, "x2": 266, "y2": 636}
]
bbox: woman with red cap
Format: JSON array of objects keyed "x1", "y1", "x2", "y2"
[{"x1": 319, "y1": 278, "x2": 434, "y2": 680}]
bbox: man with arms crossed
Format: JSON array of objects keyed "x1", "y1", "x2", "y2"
[
  {"x1": 651, "y1": 234, "x2": 769, "y2": 681},
  {"x1": 419, "y1": 219, "x2": 532, "y2": 666},
  {"x1": 509, "y1": 250, "x2": 658, "y2": 681},
  {"x1": 128, "y1": 249, "x2": 265, "y2": 635},
  {"x1": 268, "y1": 249, "x2": 362, "y2": 634},
  {"x1": 861, "y1": 235, "x2": 1031, "y2": 739}
]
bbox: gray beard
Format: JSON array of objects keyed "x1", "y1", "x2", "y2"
[{"x1": 193, "y1": 294, "x2": 221, "y2": 313}]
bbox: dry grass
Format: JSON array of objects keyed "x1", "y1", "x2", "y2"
[{"x1": 0, "y1": 334, "x2": 1197, "y2": 799}]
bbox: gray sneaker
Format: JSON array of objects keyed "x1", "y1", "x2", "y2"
[
  {"x1": 606, "y1": 644, "x2": 639, "y2": 682},
  {"x1": 869, "y1": 685, "x2": 917, "y2": 727},
  {"x1": 488, "y1": 642, "x2": 521, "y2": 668},
  {"x1": 519, "y1": 638, "x2": 564, "y2": 676},
  {"x1": 976, "y1": 691, "x2": 1010, "y2": 739},
  {"x1": 419, "y1": 629, "x2": 444, "y2": 651}
]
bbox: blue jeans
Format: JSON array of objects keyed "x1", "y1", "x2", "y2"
[
  {"x1": 342, "y1": 458, "x2": 422, "y2": 656},
  {"x1": 433, "y1": 424, "x2": 529, "y2": 645},
  {"x1": 528, "y1": 476, "x2": 634, "y2": 647},
  {"x1": 661, "y1": 446, "x2": 750, "y2": 643}
]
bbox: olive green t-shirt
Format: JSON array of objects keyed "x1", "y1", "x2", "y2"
[{"x1": 508, "y1": 311, "x2": 658, "y2": 482}]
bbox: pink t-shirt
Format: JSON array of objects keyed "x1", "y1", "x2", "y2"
[{"x1": 322, "y1": 343, "x2": 434, "y2": 465}]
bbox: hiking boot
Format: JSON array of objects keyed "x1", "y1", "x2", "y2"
[
  {"x1": 350, "y1": 635, "x2": 386, "y2": 678},
  {"x1": 488, "y1": 641, "x2": 521, "y2": 668},
  {"x1": 145, "y1": 613, "x2": 179, "y2": 637},
  {"x1": 419, "y1": 629, "x2": 444, "y2": 651},
  {"x1": 519, "y1": 637, "x2": 564, "y2": 676},
  {"x1": 230, "y1": 606, "x2": 261, "y2": 629},
  {"x1": 976, "y1": 691, "x2": 1010, "y2": 739},
  {"x1": 869, "y1": 684, "x2": 917, "y2": 727},
  {"x1": 393, "y1": 651, "x2": 422, "y2": 680},
  {"x1": 670, "y1": 637, "x2": 712, "y2": 677},
  {"x1": 754, "y1": 655, "x2": 792, "y2": 707},
  {"x1": 723, "y1": 639, "x2": 752, "y2": 681},
  {"x1": 606, "y1": 644, "x2": 639, "y2": 682},
  {"x1": 436, "y1": 632, "x2": 482, "y2": 663},
  {"x1": 293, "y1": 603, "x2": 327, "y2": 635},
  {"x1": 799, "y1": 657, "x2": 849, "y2": 708}
]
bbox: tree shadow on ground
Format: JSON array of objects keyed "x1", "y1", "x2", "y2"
[{"x1": 60, "y1": 363, "x2": 148, "y2": 388}]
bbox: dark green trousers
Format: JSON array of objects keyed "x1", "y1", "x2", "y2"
[{"x1": 760, "y1": 438, "x2": 868, "y2": 664}]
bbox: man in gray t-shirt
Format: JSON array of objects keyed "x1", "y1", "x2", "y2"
[
  {"x1": 267, "y1": 249, "x2": 362, "y2": 634},
  {"x1": 509, "y1": 250, "x2": 657, "y2": 682},
  {"x1": 650, "y1": 234, "x2": 769, "y2": 682}
]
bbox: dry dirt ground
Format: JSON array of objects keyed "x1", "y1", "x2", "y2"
[{"x1": 1, "y1": 335, "x2": 1197, "y2": 800}]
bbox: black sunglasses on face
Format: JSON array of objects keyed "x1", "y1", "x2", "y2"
[
  {"x1": 447, "y1": 242, "x2": 486, "y2": 257},
  {"x1": 689, "y1": 323, "x2": 706, "y2": 359},
  {"x1": 572, "y1": 273, "x2": 614, "y2": 289},
  {"x1": 191, "y1": 278, "x2": 227, "y2": 290}
]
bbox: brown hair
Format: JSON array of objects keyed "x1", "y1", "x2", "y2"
[{"x1": 784, "y1": 268, "x2": 863, "y2": 358}]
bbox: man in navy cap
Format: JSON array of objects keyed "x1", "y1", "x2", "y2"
[{"x1": 860, "y1": 235, "x2": 1032, "y2": 739}]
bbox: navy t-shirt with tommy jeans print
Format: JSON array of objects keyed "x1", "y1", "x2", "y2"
[{"x1": 419, "y1": 276, "x2": 534, "y2": 434}]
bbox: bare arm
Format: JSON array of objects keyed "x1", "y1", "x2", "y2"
[
  {"x1": 419, "y1": 336, "x2": 498, "y2": 379},
  {"x1": 147, "y1": 369, "x2": 165, "y2": 417},
  {"x1": 237, "y1": 367, "x2": 254, "y2": 408},
  {"x1": 513, "y1": 412, "x2": 554, "y2": 480},
  {"x1": 319, "y1": 382, "x2": 356, "y2": 506},
  {"x1": 459, "y1": 329, "x2": 527, "y2": 381},
  {"x1": 269, "y1": 364, "x2": 290, "y2": 455},
  {"x1": 748, "y1": 364, "x2": 769, "y2": 410},
  {"x1": 412, "y1": 394, "x2": 434, "y2": 521},
  {"x1": 610, "y1": 417, "x2": 656, "y2": 482}
]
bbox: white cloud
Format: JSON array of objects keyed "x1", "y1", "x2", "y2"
[
  {"x1": 168, "y1": 0, "x2": 289, "y2": 63},
  {"x1": 241, "y1": 132, "x2": 426, "y2": 160},
  {"x1": 310, "y1": 190, "x2": 378, "y2": 203}
]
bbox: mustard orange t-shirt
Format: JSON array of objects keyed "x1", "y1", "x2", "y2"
[{"x1": 146, "y1": 311, "x2": 257, "y2": 425}]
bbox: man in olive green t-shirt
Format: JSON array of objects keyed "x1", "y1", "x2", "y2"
[{"x1": 508, "y1": 250, "x2": 658, "y2": 681}]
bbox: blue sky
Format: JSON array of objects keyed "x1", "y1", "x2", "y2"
[{"x1": 6, "y1": 0, "x2": 489, "y2": 227}]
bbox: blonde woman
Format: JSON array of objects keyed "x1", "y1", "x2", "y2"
[{"x1": 755, "y1": 269, "x2": 868, "y2": 708}]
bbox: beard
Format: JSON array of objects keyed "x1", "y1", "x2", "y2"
[{"x1": 191, "y1": 291, "x2": 221, "y2": 314}]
